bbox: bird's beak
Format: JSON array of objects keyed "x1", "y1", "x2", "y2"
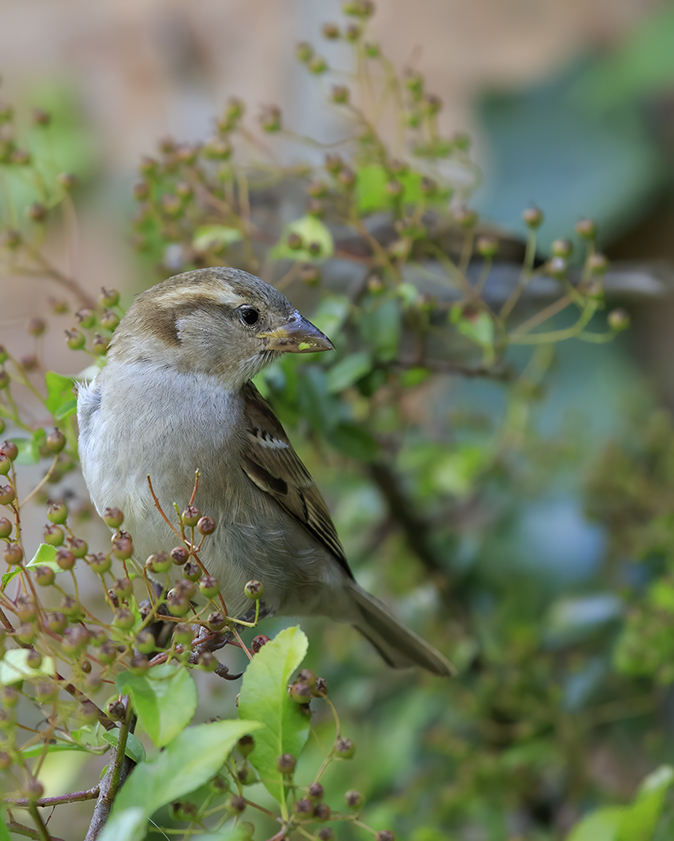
[{"x1": 258, "y1": 314, "x2": 334, "y2": 354}]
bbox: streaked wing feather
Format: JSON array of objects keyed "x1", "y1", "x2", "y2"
[{"x1": 240, "y1": 382, "x2": 352, "y2": 578}]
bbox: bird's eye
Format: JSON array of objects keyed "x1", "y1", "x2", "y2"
[{"x1": 238, "y1": 306, "x2": 259, "y2": 326}]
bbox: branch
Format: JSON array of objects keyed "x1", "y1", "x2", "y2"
[
  {"x1": 6, "y1": 819, "x2": 64, "y2": 841},
  {"x1": 85, "y1": 713, "x2": 136, "y2": 840},
  {"x1": 4, "y1": 787, "x2": 100, "y2": 808}
]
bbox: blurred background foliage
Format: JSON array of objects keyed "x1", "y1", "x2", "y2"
[{"x1": 3, "y1": 1, "x2": 674, "y2": 839}]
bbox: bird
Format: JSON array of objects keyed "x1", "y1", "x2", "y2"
[{"x1": 77, "y1": 266, "x2": 453, "y2": 676}]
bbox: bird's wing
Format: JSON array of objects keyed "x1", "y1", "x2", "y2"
[{"x1": 239, "y1": 381, "x2": 353, "y2": 579}]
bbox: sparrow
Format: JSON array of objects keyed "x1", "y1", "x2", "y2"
[{"x1": 77, "y1": 266, "x2": 453, "y2": 676}]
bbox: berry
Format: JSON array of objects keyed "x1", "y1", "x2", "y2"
[
  {"x1": 244, "y1": 580, "x2": 264, "y2": 600},
  {"x1": 103, "y1": 507, "x2": 124, "y2": 528},
  {"x1": 276, "y1": 753, "x2": 296, "y2": 774},
  {"x1": 335, "y1": 737, "x2": 355, "y2": 758}
]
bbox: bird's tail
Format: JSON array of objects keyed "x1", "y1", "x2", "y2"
[{"x1": 348, "y1": 585, "x2": 455, "y2": 677}]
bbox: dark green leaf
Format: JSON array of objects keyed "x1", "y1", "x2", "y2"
[
  {"x1": 54, "y1": 399, "x2": 78, "y2": 420},
  {"x1": 567, "y1": 807, "x2": 624, "y2": 841},
  {"x1": 237, "y1": 626, "x2": 310, "y2": 803},
  {"x1": 44, "y1": 371, "x2": 75, "y2": 414},
  {"x1": 102, "y1": 719, "x2": 262, "y2": 841},
  {"x1": 272, "y1": 215, "x2": 334, "y2": 263},
  {"x1": 102, "y1": 729, "x2": 147, "y2": 764},
  {"x1": 328, "y1": 422, "x2": 379, "y2": 462},
  {"x1": 326, "y1": 351, "x2": 373, "y2": 393},
  {"x1": 361, "y1": 299, "x2": 401, "y2": 362},
  {"x1": 117, "y1": 663, "x2": 198, "y2": 747}
]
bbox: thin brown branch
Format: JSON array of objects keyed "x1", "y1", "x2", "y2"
[
  {"x1": 4, "y1": 787, "x2": 100, "y2": 808},
  {"x1": 85, "y1": 713, "x2": 136, "y2": 840},
  {"x1": 6, "y1": 819, "x2": 64, "y2": 841}
]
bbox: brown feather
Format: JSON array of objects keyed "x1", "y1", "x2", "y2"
[{"x1": 240, "y1": 382, "x2": 353, "y2": 578}]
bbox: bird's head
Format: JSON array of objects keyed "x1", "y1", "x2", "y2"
[{"x1": 109, "y1": 267, "x2": 334, "y2": 389}]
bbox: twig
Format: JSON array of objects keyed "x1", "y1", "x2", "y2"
[
  {"x1": 85, "y1": 712, "x2": 136, "y2": 840},
  {"x1": 6, "y1": 819, "x2": 64, "y2": 841},
  {"x1": 27, "y1": 802, "x2": 52, "y2": 841},
  {"x1": 3, "y1": 787, "x2": 100, "y2": 808},
  {"x1": 147, "y1": 475, "x2": 181, "y2": 539}
]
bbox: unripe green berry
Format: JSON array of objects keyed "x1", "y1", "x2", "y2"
[
  {"x1": 237, "y1": 735, "x2": 255, "y2": 757},
  {"x1": 208, "y1": 611, "x2": 226, "y2": 631},
  {"x1": 325, "y1": 154, "x2": 343, "y2": 174},
  {"x1": 331, "y1": 85, "x2": 349, "y2": 104},
  {"x1": 308, "y1": 781, "x2": 324, "y2": 800},
  {"x1": 345, "y1": 789, "x2": 363, "y2": 809},
  {"x1": 107, "y1": 699, "x2": 127, "y2": 721},
  {"x1": 16, "y1": 623, "x2": 36, "y2": 644},
  {"x1": 197, "y1": 516, "x2": 216, "y2": 535},
  {"x1": 145, "y1": 551, "x2": 171, "y2": 574},
  {"x1": 171, "y1": 546, "x2": 189, "y2": 565},
  {"x1": 335, "y1": 737, "x2": 355, "y2": 758},
  {"x1": 167, "y1": 590, "x2": 191, "y2": 616},
  {"x1": 588, "y1": 253, "x2": 609, "y2": 275},
  {"x1": 0, "y1": 441, "x2": 17, "y2": 461},
  {"x1": 309, "y1": 55, "x2": 328, "y2": 74},
  {"x1": 296, "y1": 798, "x2": 312, "y2": 815},
  {"x1": 111, "y1": 532, "x2": 133, "y2": 560},
  {"x1": 36, "y1": 682, "x2": 59, "y2": 703},
  {"x1": 453, "y1": 206, "x2": 477, "y2": 228},
  {"x1": 114, "y1": 609, "x2": 135, "y2": 630},
  {"x1": 92, "y1": 333, "x2": 109, "y2": 356},
  {"x1": 129, "y1": 654, "x2": 149, "y2": 675},
  {"x1": 100, "y1": 287, "x2": 120, "y2": 308},
  {"x1": 295, "y1": 42, "x2": 314, "y2": 63},
  {"x1": 47, "y1": 500, "x2": 68, "y2": 525},
  {"x1": 0, "y1": 517, "x2": 11, "y2": 538},
  {"x1": 322, "y1": 22, "x2": 340, "y2": 39},
  {"x1": 98, "y1": 640, "x2": 118, "y2": 665},
  {"x1": 181, "y1": 506, "x2": 200, "y2": 527},
  {"x1": 55, "y1": 548, "x2": 75, "y2": 570},
  {"x1": 34, "y1": 565, "x2": 55, "y2": 586},
  {"x1": 376, "y1": 832, "x2": 395, "y2": 841},
  {"x1": 57, "y1": 172, "x2": 77, "y2": 190},
  {"x1": 0, "y1": 370, "x2": 9, "y2": 391},
  {"x1": 551, "y1": 239, "x2": 573, "y2": 259},
  {"x1": 60, "y1": 595, "x2": 83, "y2": 622},
  {"x1": 289, "y1": 682, "x2": 312, "y2": 704},
  {"x1": 245, "y1": 580, "x2": 264, "y2": 600},
  {"x1": 45, "y1": 428, "x2": 66, "y2": 454},
  {"x1": 199, "y1": 575, "x2": 220, "y2": 598},
  {"x1": 65, "y1": 329, "x2": 85, "y2": 350},
  {"x1": 522, "y1": 207, "x2": 544, "y2": 228},
  {"x1": 75, "y1": 308, "x2": 96, "y2": 328},
  {"x1": 67, "y1": 537, "x2": 88, "y2": 558},
  {"x1": 608, "y1": 308, "x2": 630, "y2": 331},
  {"x1": 46, "y1": 612, "x2": 67, "y2": 634},
  {"x1": 88, "y1": 552, "x2": 111, "y2": 575},
  {"x1": 314, "y1": 802, "x2": 331, "y2": 821},
  {"x1": 0, "y1": 484, "x2": 16, "y2": 506},
  {"x1": 276, "y1": 753, "x2": 296, "y2": 774},
  {"x1": 576, "y1": 218, "x2": 597, "y2": 239},
  {"x1": 228, "y1": 794, "x2": 246, "y2": 814},
  {"x1": 99, "y1": 309, "x2": 120, "y2": 332},
  {"x1": 300, "y1": 265, "x2": 321, "y2": 286},
  {"x1": 1, "y1": 687, "x2": 19, "y2": 708},
  {"x1": 44, "y1": 524, "x2": 64, "y2": 546},
  {"x1": 198, "y1": 651, "x2": 218, "y2": 671},
  {"x1": 182, "y1": 561, "x2": 201, "y2": 582},
  {"x1": 477, "y1": 236, "x2": 498, "y2": 258},
  {"x1": 548, "y1": 256, "x2": 567, "y2": 279},
  {"x1": 4, "y1": 543, "x2": 23, "y2": 564}
]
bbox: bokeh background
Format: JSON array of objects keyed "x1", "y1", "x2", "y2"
[{"x1": 3, "y1": 1, "x2": 674, "y2": 840}]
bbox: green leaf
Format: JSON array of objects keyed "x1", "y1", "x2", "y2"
[
  {"x1": 192, "y1": 225, "x2": 242, "y2": 253},
  {"x1": 116, "y1": 664, "x2": 197, "y2": 748},
  {"x1": 20, "y1": 742, "x2": 101, "y2": 759},
  {"x1": 567, "y1": 808, "x2": 624, "y2": 841},
  {"x1": 54, "y1": 398, "x2": 78, "y2": 420},
  {"x1": 44, "y1": 371, "x2": 75, "y2": 414},
  {"x1": 310, "y1": 294, "x2": 350, "y2": 337},
  {"x1": 450, "y1": 305, "x2": 494, "y2": 348},
  {"x1": 102, "y1": 729, "x2": 147, "y2": 764},
  {"x1": 618, "y1": 765, "x2": 674, "y2": 841},
  {"x1": 0, "y1": 649, "x2": 55, "y2": 685},
  {"x1": 328, "y1": 422, "x2": 380, "y2": 462},
  {"x1": 355, "y1": 165, "x2": 424, "y2": 214},
  {"x1": 326, "y1": 352, "x2": 373, "y2": 393},
  {"x1": 2, "y1": 544, "x2": 65, "y2": 591},
  {"x1": 237, "y1": 626, "x2": 310, "y2": 803},
  {"x1": 360, "y1": 299, "x2": 401, "y2": 362},
  {"x1": 0, "y1": 811, "x2": 11, "y2": 841},
  {"x1": 271, "y1": 215, "x2": 334, "y2": 263},
  {"x1": 102, "y1": 719, "x2": 262, "y2": 841}
]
